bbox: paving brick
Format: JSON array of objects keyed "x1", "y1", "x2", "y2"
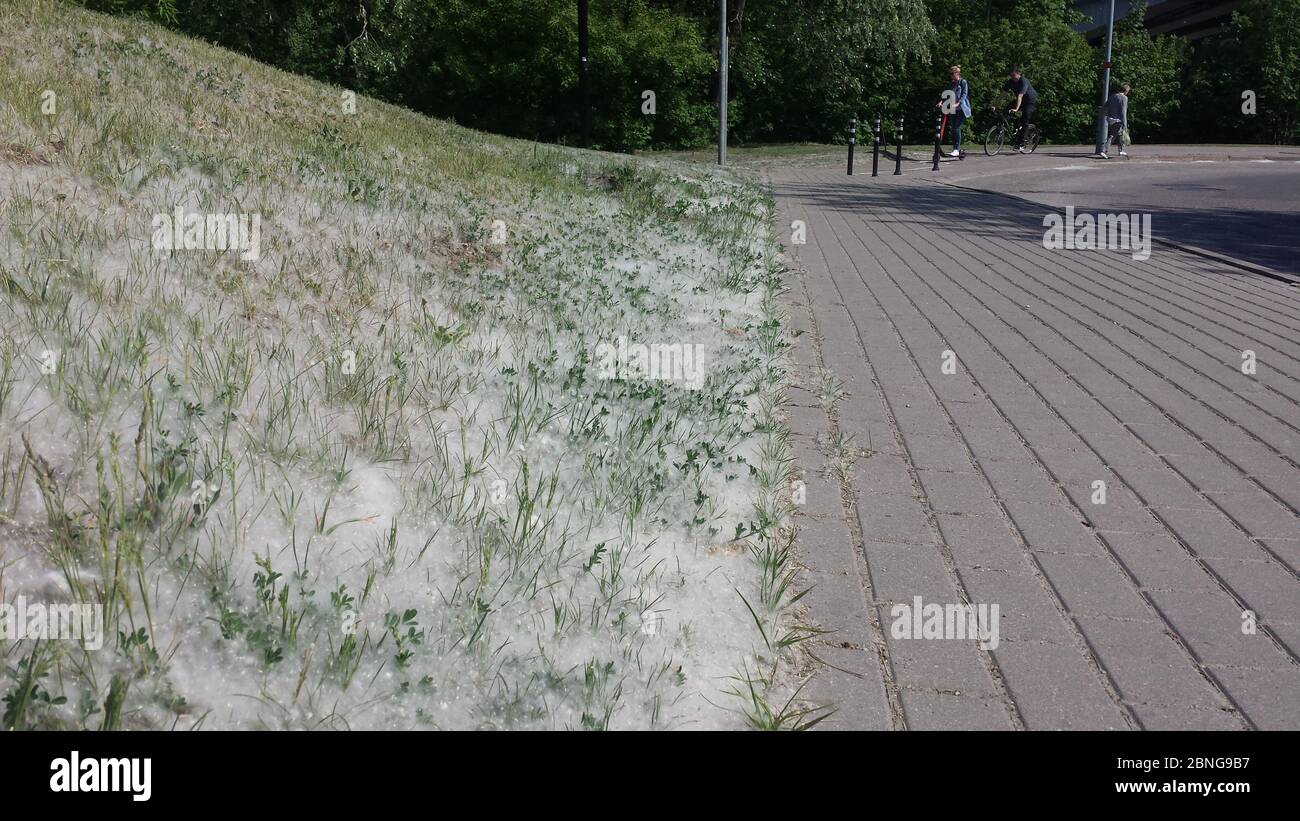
[
  {"x1": 1034, "y1": 445, "x2": 1109, "y2": 483},
  {"x1": 1153, "y1": 506, "x2": 1260, "y2": 560},
  {"x1": 792, "y1": 512, "x2": 856, "y2": 577},
  {"x1": 1055, "y1": 401, "x2": 1132, "y2": 434},
  {"x1": 796, "y1": 467, "x2": 847, "y2": 520},
  {"x1": 961, "y1": 424, "x2": 1035, "y2": 464},
  {"x1": 902, "y1": 433, "x2": 975, "y2": 473},
  {"x1": 994, "y1": 640, "x2": 1132, "y2": 730},
  {"x1": 945, "y1": 398, "x2": 1006, "y2": 431},
  {"x1": 862, "y1": 539, "x2": 950, "y2": 603},
  {"x1": 1096, "y1": 393, "x2": 1172, "y2": 426},
  {"x1": 852, "y1": 454, "x2": 914, "y2": 496},
  {"x1": 1006, "y1": 411, "x2": 1077, "y2": 442},
  {"x1": 960, "y1": 567, "x2": 1075, "y2": 643},
  {"x1": 1205, "y1": 490, "x2": 1300, "y2": 539},
  {"x1": 1201, "y1": 557, "x2": 1300, "y2": 630},
  {"x1": 784, "y1": 401, "x2": 828, "y2": 440},
  {"x1": 1128, "y1": 702, "x2": 1245, "y2": 730},
  {"x1": 1071, "y1": 615, "x2": 1227, "y2": 710},
  {"x1": 1203, "y1": 665, "x2": 1300, "y2": 730},
  {"x1": 1087, "y1": 433, "x2": 1169, "y2": 470},
  {"x1": 1101, "y1": 532, "x2": 1222, "y2": 593},
  {"x1": 777, "y1": 165, "x2": 1300, "y2": 731},
  {"x1": 980, "y1": 460, "x2": 1061, "y2": 506},
  {"x1": 894, "y1": 405, "x2": 952, "y2": 438},
  {"x1": 1055, "y1": 478, "x2": 1165, "y2": 534},
  {"x1": 1261, "y1": 538, "x2": 1300, "y2": 575},
  {"x1": 936, "y1": 512, "x2": 1026, "y2": 573},
  {"x1": 800, "y1": 572, "x2": 874, "y2": 650},
  {"x1": 1228, "y1": 443, "x2": 1300, "y2": 481},
  {"x1": 1123, "y1": 422, "x2": 1206, "y2": 456},
  {"x1": 1003, "y1": 500, "x2": 1102, "y2": 554},
  {"x1": 856, "y1": 492, "x2": 935, "y2": 546},
  {"x1": 1145, "y1": 588, "x2": 1294, "y2": 669},
  {"x1": 881, "y1": 614, "x2": 1003, "y2": 696},
  {"x1": 1114, "y1": 467, "x2": 1209, "y2": 509},
  {"x1": 899, "y1": 690, "x2": 1015, "y2": 730},
  {"x1": 1258, "y1": 474, "x2": 1300, "y2": 510},
  {"x1": 916, "y1": 469, "x2": 998, "y2": 516},
  {"x1": 802, "y1": 643, "x2": 893, "y2": 731},
  {"x1": 835, "y1": 406, "x2": 895, "y2": 452},
  {"x1": 1164, "y1": 452, "x2": 1254, "y2": 493},
  {"x1": 1035, "y1": 553, "x2": 1150, "y2": 619}
]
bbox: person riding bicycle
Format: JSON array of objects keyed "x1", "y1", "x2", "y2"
[{"x1": 991, "y1": 66, "x2": 1038, "y2": 153}]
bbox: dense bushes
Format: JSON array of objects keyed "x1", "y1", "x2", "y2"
[
  {"x1": 76, "y1": 0, "x2": 1297, "y2": 146},
  {"x1": 1161, "y1": 0, "x2": 1300, "y2": 144}
]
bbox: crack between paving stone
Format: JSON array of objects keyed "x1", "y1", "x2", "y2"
[{"x1": 783, "y1": 178, "x2": 908, "y2": 730}]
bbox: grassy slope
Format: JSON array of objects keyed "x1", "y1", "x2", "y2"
[{"x1": 0, "y1": 1, "x2": 806, "y2": 729}]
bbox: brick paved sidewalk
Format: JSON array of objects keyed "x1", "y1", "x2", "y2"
[{"x1": 775, "y1": 167, "x2": 1300, "y2": 730}]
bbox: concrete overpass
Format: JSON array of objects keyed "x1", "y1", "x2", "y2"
[{"x1": 1072, "y1": 0, "x2": 1244, "y2": 41}]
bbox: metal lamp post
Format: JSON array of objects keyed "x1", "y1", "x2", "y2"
[
  {"x1": 579, "y1": 0, "x2": 590, "y2": 148},
  {"x1": 1094, "y1": 0, "x2": 1116, "y2": 156},
  {"x1": 718, "y1": 0, "x2": 728, "y2": 165}
]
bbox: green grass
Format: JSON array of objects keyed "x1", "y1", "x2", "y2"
[
  {"x1": 653, "y1": 143, "x2": 844, "y2": 170},
  {"x1": 0, "y1": 0, "x2": 808, "y2": 729},
  {"x1": 652, "y1": 141, "x2": 968, "y2": 175}
]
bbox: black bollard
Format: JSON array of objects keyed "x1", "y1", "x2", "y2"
[
  {"x1": 932, "y1": 112, "x2": 942, "y2": 171},
  {"x1": 847, "y1": 118, "x2": 857, "y2": 175},
  {"x1": 893, "y1": 116, "x2": 904, "y2": 175},
  {"x1": 872, "y1": 114, "x2": 881, "y2": 177}
]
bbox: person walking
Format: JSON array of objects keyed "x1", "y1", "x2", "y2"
[
  {"x1": 1098, "y1": 83, "x2": 1130, "y2": 159},
  {"x1": 938, "y1": 65, "x2": 972, "y2": 158}
]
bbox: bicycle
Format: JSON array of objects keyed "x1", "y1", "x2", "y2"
[{"x1": 983, "y1": 109, "x2": 1040, "y2": 156}]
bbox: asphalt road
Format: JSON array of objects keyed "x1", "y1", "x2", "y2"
[{"x1": 918, "y1": 145, "x2": 1300, "y2": 276}]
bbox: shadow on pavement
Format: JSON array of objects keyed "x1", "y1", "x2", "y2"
[{"x1": 776, "y1": 178, "x2": 1300, "y2": 280}]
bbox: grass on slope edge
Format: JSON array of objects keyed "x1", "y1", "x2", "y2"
[{"x1": 0, "y1": 0, "x2": 818, "y2": 730}]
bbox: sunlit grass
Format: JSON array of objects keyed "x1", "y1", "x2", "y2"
[{"x1": 0, "y1": 0, "x2": 805, "y2": 729}]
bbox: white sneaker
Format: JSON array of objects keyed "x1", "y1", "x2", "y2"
[
  {"x1": 1016, "y1": 147, "x2": 1026, "y2": 154},
  {"x1": 948, "y1": 149, "x2": 960, "y2": 157},
  {"x1": 1097, "y1": 152, "x2": 1108, "y2": 159},
  {"x1": 1118, "y1": 150, "x2": 1128, "y2": 157}
]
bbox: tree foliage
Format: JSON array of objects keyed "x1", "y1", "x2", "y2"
[
  {"x1": 1190, "y1": 0, "x2": 1298, "y2": 144},
  {"x1": 918, "y1": 0, "x2": 1093, "y2": 142},
  {"x1": 1106, "y1": 2, "x2": 1185, "y2": 138},
  {"x1": 76, "y1": 0, "x2": 1293, "y2": 147}
]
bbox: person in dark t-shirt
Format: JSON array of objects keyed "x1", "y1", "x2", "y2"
[{"x1": 993, "y1": 66, "x2": 1038, "y2": 152}]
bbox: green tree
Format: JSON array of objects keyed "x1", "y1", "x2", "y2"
[
  {"x1": 732, "y1": 0, "x2": 933, "y2": 143},
  {"x1": 1106, "y1": 1, "x2": 1185, "y2": 140},
  {"x1": 81, "y1": 0, "x2": 1293, "y2": 147},
  {"x1": 1228, "y1": 0, "x2": 1300, "y2": 143},
  {"x1": 1162, "y1": 0, "x2": 1300, "y2": 144},
  {"x1": 920, "y1": 0, "x2": 1093, "y2": 143}
]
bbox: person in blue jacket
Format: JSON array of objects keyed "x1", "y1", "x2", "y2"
[{"x1": 938, "y1": 65, "x2": 972, "y2": 157}]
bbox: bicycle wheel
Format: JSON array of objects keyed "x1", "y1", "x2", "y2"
[
  {"x1": 984, "y1": 124, "x2": 1006, "y2": 156},
  {"x1": 1025, "y1": 124, "x2": 1041, "y2": 153}
]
